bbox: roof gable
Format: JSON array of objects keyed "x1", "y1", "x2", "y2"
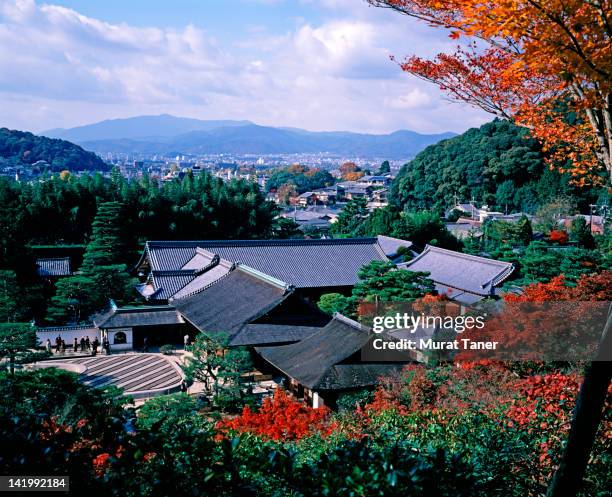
[
  {"x1": 400, "y1": 245, "x2": 514, "y2": 298},
  {"x1": 256, "y1": 314, "x2": 374, "y2": 389},
  {"x1": 173, "y1": 265, "x2": 292, "y2": 336}
]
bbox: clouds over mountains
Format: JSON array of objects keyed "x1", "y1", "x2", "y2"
[{"x1": 0, "y1": 0, "x2": 489, "y2": 134}]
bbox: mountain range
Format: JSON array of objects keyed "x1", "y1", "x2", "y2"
[{"x1": 43, "y1": 114, "x2": 456, "y2": 159}]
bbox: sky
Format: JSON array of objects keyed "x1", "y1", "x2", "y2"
[{"x1": 0, "y1": 0, "x2": 490, "y2": 135}]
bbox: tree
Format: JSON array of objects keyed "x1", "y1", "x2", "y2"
[
  {"x1": 317, "y1": 293, "x2": 354, "y2": 316},
  {"x1": 217, "y1": 388, "x2": 331, "y2": 441},
  {"x1": 393, "y1": 211, "x2": 461, "y2": 250},
  {"x1": 0, "y1": 323, "x2": 35, "y2": 373},
  {"x1": 352, "y1": 260, "x2": 435, "y2": 303},
  {"x1": 274, "y1": 217, "x2": 303, "y2": 239},
  {"x1": 570, "y1": 217, "x2": 596, "y2": 249},
  {"x1": 377, "y1": 160, "x2": 391, "y2": 175},
  {"x1": 549, "y1": 229, "x2": 569, "y2": 245},
  {"x1": 137, "y1": 392, "x2": 201, "y2": 433},
  {"x1": 81, "y1": 201, "x2": 124, "y2": 271},
  {"x1": 183, "y1": 333, "x2": 253, "y2": 412},
  {"x1": 0, "y1": 271, "x2": 19, "y2": 322},
  {"x1": 369, "y1": 0, "x2": 612, "y2": 184},
  {"x1": 339, "y1": 162, "x2": 364, "y2": 181},
  {"x1": 331, "y1": 197, "x2": 369, "y2": 236}
]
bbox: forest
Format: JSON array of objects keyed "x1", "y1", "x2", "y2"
[
  {"x1": 390, "y1": 120, "x2": 606, "y2": 215},
  {"x1": 0, "y1": 128, "x2": 109, "y2": 172}
]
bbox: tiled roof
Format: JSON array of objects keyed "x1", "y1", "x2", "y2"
[
  {"x1": 93, "y1": 305, "x2": 184, "y2": 329},
  {"x1": 173, "y1": 265, "x2": 292, "y2": 336},
  {"x1": 138, "y1": 237, "x2": 396, "y2": 289},
  {"x1": 36, "y1": 257, "x2": 71, "y2": 277},
  {"x1": 399, "y1": 245, "x2": 514, "y2": 299},
  {"x1": 256, "y1": 314, "x2": 402, "y2": 391},
  {"x1": 376, "y1": 235, "x2": 413, "y2": 258},
  {"x1": 229, "y1": 324, "x2": 324, "y2": 346}
]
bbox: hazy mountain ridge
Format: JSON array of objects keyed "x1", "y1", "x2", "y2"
[{"x1": 44, "y1": 115, "x2": 456, "y2": 158}]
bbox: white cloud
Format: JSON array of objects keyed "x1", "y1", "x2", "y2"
[{"x1": 0, "y1": 0, "x2": 490, "y2": 134}]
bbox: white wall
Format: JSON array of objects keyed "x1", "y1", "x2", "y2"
[{"x1": 37, "y1": 328, "x2": 100, "y2": 348}]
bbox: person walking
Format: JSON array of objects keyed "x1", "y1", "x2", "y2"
[
  {"x1": 85, "y1": 336, "x2": 90, "y2": 351},
  {"x1": 73, "y1": 337, "x2": 78, "y2": 352},
  {"x1": 60, "y1": 340, "x2": 66, "y2": 353},
  {"x1": 80, "y1": 337, "x2": 86, "y2": 352},
  {"x1": 92, "y1": 337, "x2": 99, "y2": 356},
  {"x1": 143, "y1": 336, "x2": 149, "y2": 353},
  {"x1": 55, "y1": 335, "x2": 61, "y2": 353},
  {"x1": 45, "y1": 338, "x2": 52, "y2": 354},
  {"x1": 184, "y1": 333, "x2": 190, "y2": 349},
  {"x1": 103, "y1": 337, "x2": 110, "y2": 355}
]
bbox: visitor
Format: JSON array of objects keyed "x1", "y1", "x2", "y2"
[
  {"x1": 92, "y1": 337, "x2": 99, "y2": 356},
  {"x1": 60, "y1": 340, "x2": 66, "y2": 353},
  {"x1": 184, "y1": 333, "x2": 190, "y2": 349},
  {"x1": 143, "y1": 336, "x2": 149, "y2": 353},
  {"x1": 180, "y1": 380, "x2": 188, "y2": 393},
  {"x1": 103, "y1": 337, "x2": 110, "y2": 355},
  {"x1": 55, "y1": 335, "x2": 61, "y2": 353},
  {"x1": 45, "y1": 338, "x2": 52, "y2": 354},
  {"x1": 85, "y1": 336, "x2": 90, "y2": 350},
  {"x1": 80, "y1": 337, "x2": 86, "y2": 352},
  {"x1": 73, "y1": 337, "x2": 78, "y2": 352}
]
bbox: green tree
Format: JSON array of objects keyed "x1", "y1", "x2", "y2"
[
  {"x1": 81, "y1": 201, "x2": 124, "y2": 271},
  {"x1": 570, "y1": 217, "x2": 595, "y2": 249},
  {"x1": 352, "y1": 260, "x2": 435, "y2": 303},
  {"x1": 274, "y1": 217, "x2": 303, "y2": 239},
  {"x1": 317, "y1": 293, "x2": 354, "y2": 316},
  {"x1": 0, "y1": 271, "x2": 19, "y2": 322},
  {"x1": 137, "y1": 392, "x2": 200, "y2": 433},
  {"x1": 331, "y1": 197, "x2": 369, "y2": 236},
  {"x1": 376, "y1": 160, "x2": 391, "y2": 175},
  {"x1": 183, "y1": 333, "x2": 253, "y2": 412},
  {"x1": 0, "y1": 323, "x2": 35, "y2": 373},
  {"x1": 393, "y1": 211, "x2": 461, "y2": 250}
]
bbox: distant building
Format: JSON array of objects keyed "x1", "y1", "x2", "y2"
[{"x1": 36, "y1": 257, "x2": 72, "y2": 278}]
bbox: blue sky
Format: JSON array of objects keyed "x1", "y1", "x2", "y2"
[{"x1": 0, "y1": 0, "x2": 490, "y2": 134}]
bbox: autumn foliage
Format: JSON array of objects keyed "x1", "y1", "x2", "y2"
[
  {"x1": 217, "y1": 388, "x2": 331, "y2": 441},
  {"x1": 369, "y1": 0, "x2": 612, "y2": 184},
  {"x1": 549, "y1": 229, "x2": 569, "y2": 244}
]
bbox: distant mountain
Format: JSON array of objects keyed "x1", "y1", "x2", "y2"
[
  {"x1": 43, "y1": 114, "x2": 253, "y2": 142},
  {"x1": 52, "y1": 115, "x2": 456, "y2": 159},
  {"x1": 0, "y1": 128, "x2": 109, "y2": 171}
]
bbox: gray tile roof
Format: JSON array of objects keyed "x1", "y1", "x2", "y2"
[
  {"x1": 36, "y1": 257, "x2": 71, "y2": 277},
  {"x1": 173, "y1": 265, "x2": 292, "y2": 336},
  {"x1": 256, "y1": 314, "x2": 404, "y2": 391},
  {"x1": 399, "y1": 245, "x2": 514, "y2": 299},
  {"x1": 137, "y1": 237, "x2": 397, "y2": 289},
  {"x1": 376, "y1": 235, "x2": 413, "y2": 258},
  {"x1": 230, "y1": 324, "x2": 324, "y2": 346},
  {"x1": 93, "y1": 305, "x2": 184, "y2": 329}
]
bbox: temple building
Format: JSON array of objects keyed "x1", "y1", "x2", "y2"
[
  {"x1": 398, "y1": 245, "x2": 514, "y2": 305},
  {"x1": 256, "y1": 314, "x2": 409, "y2": 408},
  {"x1": 134, "y1": 236, "x2": 413, "y2": 303}
]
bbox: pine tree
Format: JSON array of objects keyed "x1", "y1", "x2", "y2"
[{"x1": 81, "y1": 201, "x2": 124, "y2": 272}]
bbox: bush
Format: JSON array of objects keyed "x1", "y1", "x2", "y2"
[
  {"x1": 336, "y1": 389, "x2": 374, "y2": 412},
  {"x1": 160, "y1": 344, "x2": 175, "y2": 355}
]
